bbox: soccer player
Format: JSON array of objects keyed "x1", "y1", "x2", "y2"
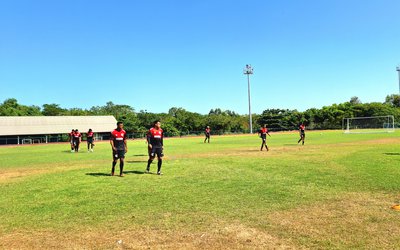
[
  {"x1": 68, "y1": 129, "x2": 75, "y2": 152},
  {"x1": 110, "y1": 122, "x2": 128, "y2": 177},
  {"x1": 73, "y1": 129, "x2": 82, "y2": 152},
  {"x1": 298, "y1": 122, "x2": 306, "y2": 145},
  {"x1": 258, "y1": 124, "x2": 271, "y2": 151},
  {"x1": 204, "y1": 126, "x2": 211, "y2": 143},
  {"x1": 87, "y1": 128, "x2": 95, "y2": 152},
  {"x1": 146, "y1": 120, "x2": 164, "y2": 175}
]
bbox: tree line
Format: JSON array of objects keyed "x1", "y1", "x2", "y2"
[{"x1": 1, "y1": 95, "x2": 399, "y2": 136}]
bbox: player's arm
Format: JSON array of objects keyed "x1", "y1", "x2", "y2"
[
  {"x1": 161, "y1": 131, "x2": 164, "y2": 149},
  {"x1": 146, "y1": 131, "x2": 152, "y2": 148},
  {"x1": 124, "y1": 134, "x2": 128, "y2": 153},
  {"x1": 110, "y1": 133, "x2": 116, "y2": 151},
  {"x1": 267, "y1": 131, "x2": 271, "y2": 137}
]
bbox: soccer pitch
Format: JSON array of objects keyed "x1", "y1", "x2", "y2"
[{"x1": 0, "y1": 131, "x2": 399, "y2": 249}]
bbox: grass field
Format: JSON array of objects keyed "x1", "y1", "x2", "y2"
[{"x1": 0, "y1": 130, "x2": 400, "y2": 249}]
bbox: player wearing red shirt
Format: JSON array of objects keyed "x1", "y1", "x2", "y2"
[
  {"x1": 72, "y1": 129, "x2": 82, "y2": 152},
  {"x1": 258, "y1": 124, "x2": 271, "y2": 151},
  {"x1": 68, "y1": 129, "x2": 75, "y2": 152},
  {"x1": 204, "y1": 126, "x2": 211, "y2": 143},
  {"x1": 298, "y1": 123, "x2": 306, "y2": 145},
  {"x1": 146, "y1": 120, "x2": 164, "y2": 175},
  {"x1": 110, "y1": 122, "x2": 128, "y2": 177},
  {"x1": 87, "y1": 128, "x2": 95, "y2": 152}
]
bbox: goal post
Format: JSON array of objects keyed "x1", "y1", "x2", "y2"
[{"x1": 343, "y1": 115, "x2": 395, "y2": 133}]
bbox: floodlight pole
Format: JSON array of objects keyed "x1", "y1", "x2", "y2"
[
  {"x1": 244, "y1": 64, "x2": 254, "y2": 134},
  {"x1": 397, "y1": 66, "x2": 400, "y2": 95}
]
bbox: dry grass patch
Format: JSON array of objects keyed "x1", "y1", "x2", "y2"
[
  {"x1": 0, "y1": 223, "x2": 302, "y2": 250},
  {"x1": 268, "y1": 192, "x2": 400, "y2": 249}
]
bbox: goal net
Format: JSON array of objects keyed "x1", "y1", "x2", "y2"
[{"x1": 343, "y1": 115, "x2": 395, "y2": 133}]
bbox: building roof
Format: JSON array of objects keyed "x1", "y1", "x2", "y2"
[{"x1": 0, "y1": 116, "x2": 117, "y2": 136}]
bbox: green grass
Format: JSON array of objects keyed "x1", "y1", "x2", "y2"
[{"x1": 0, "y1": 130, "x2": 400, "y2": 248}]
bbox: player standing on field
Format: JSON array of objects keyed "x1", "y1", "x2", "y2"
[
  {"x1": 204, "y1": 126, "x2": 211, "y2": 143},
  {"x1": 87, "y1": 128, "x2": 95, "y2": 152},
  {"x1": 298, "y1": 122, "x2": 306, "y2": 145},
  {"x1": 68, "y1": 129, "x2": 75, "y2": 152},
  {"x1": 258, "y1": 124, "x2": 271, "y2": 151},
  {"x1": 146, "y1": 120, "x2": 164, "y2": 175},
  {"x1": 110, "y1": 122, "x2": 128, "y2": 177},
  {"x1": 73, "y1": 129, "x2": 82, "y2": 152}
]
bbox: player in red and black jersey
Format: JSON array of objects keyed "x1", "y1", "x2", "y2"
[
  {"x1": 204, "y1": 126, "x2": 211, "y2": 143},
  {"x1": 110, "y1": 122, "x2": 128, "y2": 177},
  {"x1": 146, "y1": 120, "x2": 164, "y2": 175},
  {"x1": 258, "y1": 124, "x2": 271, "y2": 151},
  {"x1": 68, "y1": 129, "x2": 75, "y2": 152},
  {"x1": 298, "y1": 123, "x2": 306, "y2": 145},
  {"x1": 72, "y1": 129, "x2": 82, "y2": 152},
  {"x1": 87, "y1": 128, "x2": 95, "y2": 152}
]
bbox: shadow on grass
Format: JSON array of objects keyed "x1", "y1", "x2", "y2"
[
  {"x1": 123, "y1": 170, "x2": 145, "y2": 175},
  {"x1": 132, "y1": 154, "x2": 147, "y2": 157},
  {"x1": 127, "y1": 160, "x2": 148, "y2": 163},
  {"x1": 85, "y1": 172, "x2": 110, "y2": 177},
  {"x1": 383, "y1": 153, "x2": 400, "y2": 156}
]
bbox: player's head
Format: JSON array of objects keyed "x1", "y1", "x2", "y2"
[
  {"x1": 117, "y1": 122, "x2": 123, "y2": 130},
  {"x1": 263, "y1": 124, "x2": 266, "y2": 128},
  {"x1": 206, "y1": 126, "x2": 210, "y2": 129},
  {"x1": 88, "y1": 128, "x2": 92, "y2": 132},
  {"x1": 75, "y1": 129, "x2": 78, "y2": 132},
  {"x1": 71, "y1": 129, "x2": 74, "y2": 132},
  {"x1": 153, "y1": 120, "x2": 161, "y2": 129}
]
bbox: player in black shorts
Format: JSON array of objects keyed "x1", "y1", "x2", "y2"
[
  {"x1": 87, "y1": 128, "x2": 95, "y2": 152},
  {"x1": 110, "y1": 122, "x2": 128, "y2": 177},
  {"x1": 73, "y1": 129, "x2": 82, "y2": 152},
  {"x1": 298, "y1": 123, "x2": 306, "y2": 145},
  {"x1": 204, "y1": 126, "x2": 211, "y2": 143},
  {"x1": 146, "y1": 120, "x2": 164, "y2": 175},
  {"x1": 258, "y1": 124, "x2": 271, "y2": 151},
  {"x1": 68, "y1": 129, "x2": 74, "y2": 152}
]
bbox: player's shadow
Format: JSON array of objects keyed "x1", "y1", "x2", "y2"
[
  {"x1": 85, "y1": 172, "x2": 111, "y2": 177},
  {"x1": 383, "y1": 153, "x2": 400, "y2": 156},
  {"x1": 62, "y1": 150, "x2": 75, "y2": 153},
  {"x1": 123, "y1": 170, "x2": 145, "y2": 175},
  {"x1": 132, "y1": 154, "x2": 147, "y2": 156},
  {"x1": 127, "y1": 160, "x2": 148, "y2": 163}
]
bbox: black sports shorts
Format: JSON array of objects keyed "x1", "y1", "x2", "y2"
[
  {"x1": 113, "y1": 150, "x2": 125, "y2": 159},
  {"x1": 150, "y1": 147, "x2": 164, "y2": 158}
]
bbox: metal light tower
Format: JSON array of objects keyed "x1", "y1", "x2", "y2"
[
  {"x1": 397, "y1": 66, "x2": 400, "y2": 95},
  {"x1": 243, "y1": 64, "x2": 254, "y2": 134}
]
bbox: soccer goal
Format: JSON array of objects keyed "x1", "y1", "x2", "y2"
[{"x1": 343, "y1": 115, "x2": 395, "y2": 133}]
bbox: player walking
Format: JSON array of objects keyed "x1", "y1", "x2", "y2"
[
  {"x1": 258, "y1": 124, "x2": 271, "y2": 151},
  {"x1": 146, "y1": 120, "x2": 164, "y2": 175},
  {"x1": 110, "y1": 122, "x2": 128, "y2": 177},
  {"x1": 204, "y1": 126, "x2": 211, "y2": 143},
  {"x1": 298, "y1": 123, "x2": 306, "y2": 145},
  {"x1": 68, "y1": 129, "x2": 75, "y2": 152},
  {"x1": 72, "y1": 129, "x2": 82, "y2": 152},
  {"x1": 87, "y1": 128, "x2": 95, "y2": 152}
]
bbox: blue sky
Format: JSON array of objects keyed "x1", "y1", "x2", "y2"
[{"x1": 0, "y1": 0, "x2": 399, "y2": 114}]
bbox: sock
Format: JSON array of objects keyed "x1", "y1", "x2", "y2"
[
  {"x1": 147, "y1": 159, "x2": 153, "y2": 170},
  {"x1": 157, "y1": 159, "x2": 162, "y2": 173},
  {"x1": 112, "y1": 161, "x2": 117, "y2": 174},
  {"x1": 120, "y1": 161, "x2": 124, "y2": 175}
]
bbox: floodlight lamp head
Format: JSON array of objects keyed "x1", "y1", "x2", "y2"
[{"x1": 243, "y1": 64, "x2": 254, "y2": 75}]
